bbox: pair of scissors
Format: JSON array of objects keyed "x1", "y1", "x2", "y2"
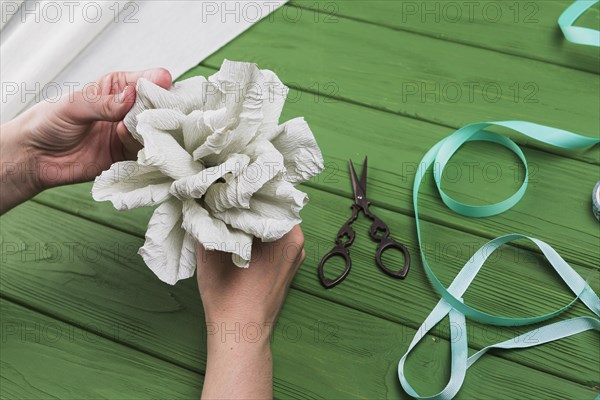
[{"x1": 318, "y1": 157, "x2": 410, "y2": 289}]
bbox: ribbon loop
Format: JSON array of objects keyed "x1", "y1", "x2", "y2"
[
  {"x1": 559, "y1": 0, "x2": 600, "y2": 47},
  {"x1": 399, "y1": 121, "x2": 600, "y2": 398}
]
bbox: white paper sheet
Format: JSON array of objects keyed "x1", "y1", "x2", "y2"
[{"x1": 1, "y1": 0, "x2": 286, "y2": 123}]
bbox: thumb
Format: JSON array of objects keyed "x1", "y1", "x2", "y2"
[{"x1": 69, "y1": 84, "x2": 136, "y2": 123}]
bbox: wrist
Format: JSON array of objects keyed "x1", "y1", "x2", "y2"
[
  {"x1": 202, "y1": 317, "x2": 274, "y2": 400},
  {"x1": 1, "y1": 115, "x2": 42, "y2": 213},
  {"x1": 204, "y1": 316, "x2": 275, "y2": 349}
]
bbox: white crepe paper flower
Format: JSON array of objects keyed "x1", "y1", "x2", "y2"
[{"x1": 92, "y1": 60, "x2": 324, "y2": 284}]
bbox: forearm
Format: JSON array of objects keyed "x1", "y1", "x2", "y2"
[
  {"x1": 197, "y1": 226, "x2": 305, "y2": 399},
  {"x1": 0, "y1": 116, "x2": 40, "y2": 214},
  {"x1": 202, "y1": 318, "x2": 273, "y2": 400}
]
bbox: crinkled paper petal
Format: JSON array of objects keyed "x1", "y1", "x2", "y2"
[
  {"x1": 125, "y1": 76, "x2": 208, "y2": 141},
  {"x1": 272, "y1": 117, "x2": 325, "y2": 183},
  {"x1": 170, "y1": 153, "x2": 250, "y2": 200},
  {"x1": 138, "y1": 198, "x2": 196, "y2": 285},
  {"x1": 182, "y1": 199, "x2": 253, "y2": 267},
  {"x1": 182, "y1": 109, "x2": 232, "y2": 154},
  {"x1": 256, "y1": 69, "x2": 288, "y2": 135},
  {"x1": 137, "y1": 110, "x2": 204, "y2": 180},
  {"x1": 209, "y1": 59, "x2": 263, "y2": 119},
  {"x1": 194, "y1": 61, "x2": 266, "y2": 164},
  {"x1": 212, "y1": 178, "x2": 308, "y2": 242},
  {"x1": 203, "y1": 140, "x2": 284, "y2": 213},
  {"x1": 135, "y1": 108, "x2": 187, "y2": 149},
  {"x1": 92, "y1": 161, "x2": 171, "y2": 210}
]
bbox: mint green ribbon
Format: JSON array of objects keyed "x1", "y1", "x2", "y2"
[
  {"x1": 559, "y1": 0, "x2": 600, "y2": 47},
  {"x1": 398, "y1": 121, "x2": 600, "y2": 399}
]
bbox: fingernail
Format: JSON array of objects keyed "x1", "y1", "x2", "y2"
[{"x1": 116, "y1": 85, "x2": 130, "y2": 103}]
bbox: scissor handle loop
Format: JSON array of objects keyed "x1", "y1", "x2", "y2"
[
  {"x1": 318, "y1": 244, "x2": 352, "y2": 289},
  {"x1": 335, "y1": 223, "x2": 356, "y2": 247},
  {"x1": 368, "y1": 215, "x2": 390, "y2": 241},
  {"x1": 375, "y1": 238, "x2": 410, "y2": 279}
]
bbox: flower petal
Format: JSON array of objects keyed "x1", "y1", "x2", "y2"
[
  {"x1": 257, "y1": 69, "x2": 288, "y2": 135},
  {"x1": 170, "y1": 153, "x2": 250, "y2": 200},
  {"x1": 178, "y1": 232, "x2": 198, "y2": 281},
  {"x1": 92, "y1": 161, "x2": 171, "y2": 210},
  {"x1": 271, "y1": 117, "x2": 325, "y2": 184},
  {"x1": 125, "y1": 76, "x2": 208, "y2": 141},
  {"x1": 203, "y1": 140, "x2": 284, "y2": 212},
  {"x1": 137, "y1": 110, "x2": 204, "y2": 180},
  {"x1": 135, "y1": 108, "x2": 187, "y2": 149},
  {"x1": 138, "y1": 198, "x2": 195, "y2": 285},
  {"x1": 182, "y1": 108, "x2": 232, "y2": 154},
  {"x1": 182, "y1": 199, "x2": 253, "y2": 266},
  {"x1": 209, "y1": 59, "x2": 263, "y2": 118},
  {"x1": 194, "y1": 61, "x2": 266, "y2": 164},
  {"x1": 212, "y1": 177, "x2": 308, "y2": 242}
]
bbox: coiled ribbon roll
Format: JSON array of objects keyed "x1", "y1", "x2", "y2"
[
  {"x1": 398, "y1": 121, "x2": 600, "y2": 400},
  {"x1": 559, "y1": 0, "x2": 600, "y2": 47}
]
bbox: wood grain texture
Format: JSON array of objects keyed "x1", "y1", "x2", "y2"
[
  {"x1": 292, "y1": 0, "x2": 600, "y2": 74},
  {"x1": 201, "y1": 4, "x2": 600, "y2": 165},
  {"x1": 142, "y1": 65, "x2": 600, "y2": 272},
  {"x1": 4, "y1": 188, "x2": 598, "y2": 393},
  {"x1": 1, "y1": 290, "x2": 595, "y2": 400},
  {"x1": 2, "y1": 1, "x2": 599, "y2": 399},
  {"x1": 0, "y1": 299, "x2": 203, "y2": 399}
]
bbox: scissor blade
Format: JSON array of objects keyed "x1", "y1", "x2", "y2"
[
  {"x1": 348, "y1": 159, "x2": 366, "y2": 202},
  {"x1": 360, "y1": 156, "x2": 368, "y2": 198},
  {"x1": 348, "y1": 160, "x2": 361, "y2": 200}
]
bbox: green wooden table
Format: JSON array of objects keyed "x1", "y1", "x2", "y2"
[{"x1": 1, "y1": 1, "x2": 599, "y2": 398}]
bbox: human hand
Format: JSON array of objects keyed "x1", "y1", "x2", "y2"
[
  {"x1": 196, "y1": 225, "x2": 305, "y2": 400},
  {"x1": 11, "y1": 69, "x2": 172, "y2": 191},
  {"x1": 1, "y1": 68, "x2": 172, "y2": 214},
  {"x1": 197, "y1": 225, "x2": 306, "y2": 327}
]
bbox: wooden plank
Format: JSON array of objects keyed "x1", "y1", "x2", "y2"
[
  {"x1": 2, "y1": 294, "x2": 595, "y2": 400},
  {"x1": 4, "y1": 191, "x2": 599, "y2": 391},
  {"x1": 291, "y1": 0, "x2": 600, "y2": 74},
  {"x1": 200, "y1": 5, "x2": 600, "y2": 165},
  {"x1": 70, "y1": 65, "x2": 599, "y2": 274},
  {"x1": 0, "y1": 299, "x2": 203, "y2": 399},
  {"x1": 1, "y1": 3, "x2": 596, "y2": 399}
]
